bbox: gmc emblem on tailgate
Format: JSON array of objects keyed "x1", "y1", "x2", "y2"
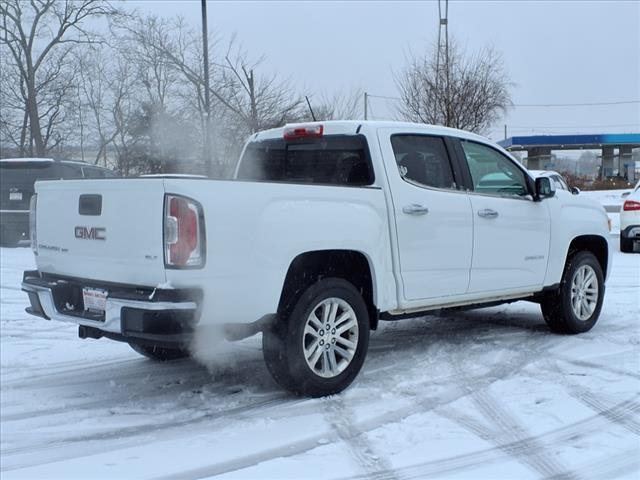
[{"x1": 74, "y1": 226, "x2": 106, "y2": 240}]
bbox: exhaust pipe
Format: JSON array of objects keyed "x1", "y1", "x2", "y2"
[{"x1": 223, "y1": 314, "x2": 276, "y2": 341}]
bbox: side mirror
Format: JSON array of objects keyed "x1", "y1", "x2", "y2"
[
  {"x1": 535, "y1": 177, "x2": 556, "y2": 200},
  {"x1": 570, "y1": 186, "x2": 581, "y2": 195}
]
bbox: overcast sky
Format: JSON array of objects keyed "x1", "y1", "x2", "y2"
[{"x1": 124, "y1": 0, "x2": 639, "y2": 141}]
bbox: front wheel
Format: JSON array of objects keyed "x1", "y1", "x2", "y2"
[
  {"x1": 262, "y1": 278, "x2": 370, "y2": 397},
  {"x1": 541, "y1": 251, "x2": 605, "y2": 334}
]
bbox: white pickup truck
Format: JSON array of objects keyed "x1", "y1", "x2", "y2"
[{"x1": 22, "y1": 121, "x2": 612, "y2": 396}]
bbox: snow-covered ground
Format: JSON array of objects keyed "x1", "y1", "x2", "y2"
[{"x1": 2, "y1": 213, "x2": 639, "y2": 479}]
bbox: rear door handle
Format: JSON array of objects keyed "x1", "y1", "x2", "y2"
[
  {"x1": 477, "y1": 208, "x2": 499, "y2": 219},
  {"x1": 402, "y1": 204, "x2": 429, "y2": 215}
]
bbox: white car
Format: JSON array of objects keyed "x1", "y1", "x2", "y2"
[
  {"x1": 529, "y1": 170, "x2": 576, "y2": 194},
  {"x1": 620, "y1": 180, "x2": 640, "y2": 253},
  {"x1": 22, "y1": 121, "x2": 612, "y2": 396}
]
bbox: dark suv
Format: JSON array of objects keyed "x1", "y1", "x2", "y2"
[{"x1": 0, "y1": 158, "x2": 116, "y2": 246}]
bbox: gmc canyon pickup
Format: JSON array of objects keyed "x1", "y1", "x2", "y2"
[{"x1": 22, "y1": 121, "x2": 612, "y2": 397}]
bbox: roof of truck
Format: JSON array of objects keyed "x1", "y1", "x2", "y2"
[{"x1": 251, "y1": 120, "x2": 489, "y2": 144}]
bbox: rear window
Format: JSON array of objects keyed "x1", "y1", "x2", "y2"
[
  {"x1": 237, "y1": 135, "x2": 374, "y2": 186},
  {"x1": 0, "y1": 162, "x2": 67, "y2": 186}
]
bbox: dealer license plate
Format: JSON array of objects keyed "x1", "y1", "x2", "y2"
[
  {"x1": 83, "y1": 287, "x2": 108, "y2": 313},
  {"x1": 9, "y1": 192, "x2": 22, "y2": 201}
]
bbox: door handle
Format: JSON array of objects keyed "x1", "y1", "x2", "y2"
[
  {"x1": 477, "y1": 208, "x2": 499, "y2": 219},
  {"x1": 402, "y1": 204, "x2": 429, "y2": 215}
]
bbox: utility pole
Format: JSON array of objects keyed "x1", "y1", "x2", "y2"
[
  {"x1": 504, "y1": 124, "x2": 507, "y2": 140},
  {"x1": 364, "y1": 92, "x2": 368, "y2": 120},
  {"x1": 201, "y1": 0, "x2": 212, "y2": 175},
  {"x1": 435, "y1": 0, "x2": 449, "y2": 126}
]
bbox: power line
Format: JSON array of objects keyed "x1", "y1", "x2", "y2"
[
  {"x1": 509, "y1": 123, "x2": 640, "y2": 130},
  {"x1": 366, "y1": 93, "x2": 640, "y2": 108},
  {"x1": 513, "y1": 100, "x2": 640, "y2": 107},
  {"x1": 368, "y1": 93, "x2": 401, "y2": 101}
]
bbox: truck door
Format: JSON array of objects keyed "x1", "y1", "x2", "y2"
[
  {"x1": 378, "y1": 129, "x2": 473, "y2": 302},
  {"x1": 457, "y1": 139, "x2": 551, "y2": 293}
]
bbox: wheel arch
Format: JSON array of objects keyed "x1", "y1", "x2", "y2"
[
  {"x1": 277, "y1": 249, "x2": 379, "y2": 330},
  {"x1": 567, "y1": 235, "x2": 609, "y2": 280}
]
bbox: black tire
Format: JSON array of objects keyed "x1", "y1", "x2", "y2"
[
  {"x1": 129, "y1": 343, "x2": 190, "y2": 361},
  {"x1": 262, "y1": 277, "x2": 370, "y2": 397},
  {"x1": 541, "y1": 251, "x2": 605, "y2": 334},
  {"x1": 620, "y1": 236, "x2": 633, "y2": 253}
]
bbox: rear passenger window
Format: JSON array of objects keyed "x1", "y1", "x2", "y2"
[
  {"x1": 237, "y1": 135, "x2": 373, "y2": 186},
  {"x1": 390, "y1": 135, "x2": 456, "y2": 190}
]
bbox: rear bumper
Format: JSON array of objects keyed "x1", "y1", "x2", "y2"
[
  {"x1": 22, "y1": 271, "x2": 201, "y2": 346},
  {"x1": 0, "y1": 211, "x2": 29, "y2": 236}
]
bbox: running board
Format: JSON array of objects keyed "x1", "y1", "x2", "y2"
[{"x1": 380, "y1": 292, "x2": 535, "y2": 321}]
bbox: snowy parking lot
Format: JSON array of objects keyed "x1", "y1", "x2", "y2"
[{"x1": 1, "y1": 231, "x2": 639, "y2": 479}]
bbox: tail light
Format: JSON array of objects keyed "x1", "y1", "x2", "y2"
[
  {"x1": 283, "y1": 124, "x2": 323, "y2": 140},
  {"x1": 29, "y1": 194, "x2": 37, "y2": 253},
  {"x1": 164, "y1": 195, "x2": 205, "y2": 268},
  {"x1": 623, "y1": 200, "x2": 640, "y2": 211}
]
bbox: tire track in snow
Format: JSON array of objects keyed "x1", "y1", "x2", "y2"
[
  {"x1": 3, "y1": 346, "x2": 528, "y2": 476},
  {"x1": 5, "y1": 315, "x2": 630, "y2": 477},
  {"x1": 0, "y1": 375, "x2": 249, "y2": 423},
  {"x1": 341, "y1": 398, "x2": 640, "y2": 480},
  {"x1": 571, "y1": 392, "x2": 640, "y2": 435},
  {"x1": 322, "y1": 396, "x2": 401, "y2": 480},
  {"x1": 1, "y1": 393, "x2": 300, "y2": 470},
  {"x1": 1, "y1": 357, "x2": 148, "y2": 388},
  {"x1": 444, "y1": 356, "x2": 578, "y2": 480},
  {"x1": 148, "y1": 333, "x2": 570, "y2": 479},
  {"x1": 444, "y1": 391, "x2": 579, "y2": 480},
  {"x1": 4, "y1": 319, "x2": 553, "y2": 474},
  {"x1": 555, "y1": 355, "x2": 640, "y2": 381},
  {"x1": 567, "y1": 447, "x2": 640, "y2": 480},
  {"x1": 543, "y1": 358, "x2": 640, "y2": 437}
]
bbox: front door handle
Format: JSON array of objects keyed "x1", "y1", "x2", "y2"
[
  {"x1": 402, "y1": 204, "x2": 429, "y2": 215},
  {"x1": 477, "y1": 208, "x2": 499, "y2": 219}
]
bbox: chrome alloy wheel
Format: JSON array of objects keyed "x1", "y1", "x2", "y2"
[
  {"x1": 570, "y1": 265, "x2": 599, "y2": 321},
  {"x1": 302, "y1": 297, "x2": 359, "y2": 378}
]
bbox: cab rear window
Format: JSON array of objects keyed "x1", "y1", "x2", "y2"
[{"x1": 237, "y1": 135, "x2": 374, "y2": 186}]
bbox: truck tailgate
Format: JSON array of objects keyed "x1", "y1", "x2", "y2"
[{"x1": 34, "y1": 179, "x2": 166, "y2": 287}]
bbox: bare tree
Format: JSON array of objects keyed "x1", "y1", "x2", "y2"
[
  {"x1": 300, "y1": 88, "x2": 363, "y2": 122},
  {"x1": 0, "y1": 0, "x2": 115, "y2": 156},
  {"x1": 221, "y1": 40, "x2": 302, "y2": 133},
  {"x1": 117, "y1": 17, "x2": 302, "y2": 175},
  {"x1": 75, "y1": 48, "x2": 137, "y2": 166},
  {"x1": 396, "y1": 39, "x2": 512, "y2": 133}
]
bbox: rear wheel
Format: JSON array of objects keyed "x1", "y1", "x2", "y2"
[
  {"x1": 541, "y1": 251, "x2": 605, "y2": 334},
  {"x1": 129, "y1": 343, "x2": 190, "y2": 361},
  {"x1": 620, "y1": 236, "x2": 633, "y2": 253},
  {"x1": 262, "y1": 278, "x2": 370, "y2": 397}
]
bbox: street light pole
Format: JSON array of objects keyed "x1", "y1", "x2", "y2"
[{"x1": 201, "y1": 0, "x2": 212, "y2": 175}]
